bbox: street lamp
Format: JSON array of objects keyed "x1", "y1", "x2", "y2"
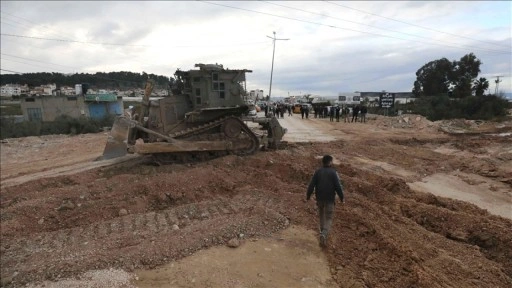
[{"x1": 267, "y1": 31, "x2": 289, "y2": 101}]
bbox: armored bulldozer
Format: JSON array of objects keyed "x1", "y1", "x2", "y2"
[{"x1": 102, "y1": 63, "x2": 287, "y2": 164}]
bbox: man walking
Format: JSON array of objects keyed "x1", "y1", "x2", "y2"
[{"x1": 307, "y1": 155, "x2": 345, "y2": 248}]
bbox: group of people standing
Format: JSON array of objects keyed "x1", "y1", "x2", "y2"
[
  {"x1": 350, "y1": 104, "x2": 368, "y2": 123},
  {"x1": 262, "y1": 102, "x2": 368, "y2": 124},
  {"x1": 263, "y1": 103, "x2": 292, "y2": 119},
  {"x1": 312, "y1": 104, "x2": 368, "y2": 123}
]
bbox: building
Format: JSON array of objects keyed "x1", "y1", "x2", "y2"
[
  {"x1": 1, "y1": 84, "x2": 29, "y2": 97},
  {"x1": 360, "y1": 92, "x2": 415, "y2": 104},
  {"x1": 20, "y1": 93, "x2": 123, "y2": 122},
  {"x1": 83, "y1": 93, "x2": 123, "y2": 119},
  {"x1": 249, "y1": 89, "x2": 264, "y2": 101}
]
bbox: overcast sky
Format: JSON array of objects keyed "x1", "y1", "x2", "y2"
[{"x1": 1, "y1": 1, "x2": 511, "y2": 97}]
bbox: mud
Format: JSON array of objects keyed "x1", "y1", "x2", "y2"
[{"x1": 1, "y1": 114, "x2": 511, "y2": 287}]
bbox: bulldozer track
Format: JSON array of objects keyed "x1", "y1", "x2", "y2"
[
  {"x1": 1, "y1": 193, "x2": 288, "y2": 285},
  {"x1": 152, "y1": 116, "x2": 260, "y2": 164}
]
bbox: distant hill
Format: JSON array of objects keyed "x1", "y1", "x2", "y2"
[{"x1": 0, "y1": 71, "x2": 173, "y2": 90}]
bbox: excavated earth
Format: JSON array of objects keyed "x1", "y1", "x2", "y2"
[{"x1": 1, "y1": 113, "x2": 511, "y2": 287}]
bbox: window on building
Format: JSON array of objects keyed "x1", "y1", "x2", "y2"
[
  {"x1": 26, "y1": 108, "x2": 42, "y2": 122},
  {"x1": 195, "y1": 88, "x2": 201, "y2": 96},
  {"x1": 196, "y1": 97, "x2": 201, "y2": 105},
  {"x1": 25, "y1": 98, "x2": 35, "y2": 102}
]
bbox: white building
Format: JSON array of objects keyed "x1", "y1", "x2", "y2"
[
  {"x1": 249, "y1": 89, "x2": 264, "y2": 100},
  {"x1": 42, "y1": 83, "x2": 57, "y2": 95},
  {"x1": 1, "y1": 84, "x2": 28, "y2": 97}
]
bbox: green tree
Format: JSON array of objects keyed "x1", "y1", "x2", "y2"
[
  {"x1": 451, "y1": 53, "x2": 481, "y2": 98},
  {"x1": 412, "y1": 53, "x2": 482, "y2": 98},
  {"x1": 412, "y1": 58, "x2": 453, "y2": 97},
  {"x1": 473, "y1": 77, "x2": 489, "y2": 97}
]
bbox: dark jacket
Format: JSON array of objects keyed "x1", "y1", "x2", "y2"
[{"x1": 307, "y1": 166, "x2": 344, "y2": 202}]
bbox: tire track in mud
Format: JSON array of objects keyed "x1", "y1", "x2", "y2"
[{"x1": 1, "y1": 193, "x2": 289, "y2": 286}]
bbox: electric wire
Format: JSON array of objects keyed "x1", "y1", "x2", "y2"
[
  {"x1": 323, "y1": 1, "x2": 512, "y2": 49},
  {"x1": 259, "y1": 1, "x2": 510, "y2": 53},
  {"x1": 199, "y1": 1, "x2": 510, "y2": 55}
]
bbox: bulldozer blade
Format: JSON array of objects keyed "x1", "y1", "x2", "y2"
[{"x1": 102, "y1": 117, "x2": 131, "y2": 160}]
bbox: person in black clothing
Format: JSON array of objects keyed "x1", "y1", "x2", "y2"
[
  {"x1": 300, "y1": 105, "x2": 305, "y2": 119},
  {"x1": 351, "y1": 105, "x2": 360, "y2": 123},
  {"x1": 329, "y1": 106, "x2": 334, "y2": 122},
  {"x1": 305, "y1": 105, "x2": 309, "y2": 119},
  {"x1": 264, "y1": 105, "x2": 268, "y2": 117},
  {"x1": 307, "y1": 155, "x2": 345, "y2": 248},
  {"x1": 343, "y1": 106, "x2": 350, "y2": 123},
  {"x1": 360, "y1": 105, "x2": 367, "y2": 123},
  {"x1": 335, "y1": 105, "x2": 340, "y2": 122}
]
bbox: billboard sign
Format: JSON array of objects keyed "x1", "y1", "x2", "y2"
[{"x1": 379, "y1": 93, "x2": 395, "y2": 108}]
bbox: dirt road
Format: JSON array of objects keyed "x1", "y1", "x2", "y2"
[{"x1": 1, "y1": 113, "x2": 511, "y2": 287}]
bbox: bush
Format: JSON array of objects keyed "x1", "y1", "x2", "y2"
[{"x1": 410, "y1": 95, "x2": 509, "y2": 121}]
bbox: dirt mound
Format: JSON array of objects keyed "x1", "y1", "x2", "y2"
[
  {"x1": 2, "y1": 141, "x2": 511, "y2": 287},
  {"x1": 373, "y1": 114, "x2": 437, "y2": 131},
  {"x1": 436, "y1": 119, "x2": 512, "y2": 134}
]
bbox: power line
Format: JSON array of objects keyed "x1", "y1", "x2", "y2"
[
  {"x1": 323, "y1": 1, "x2": 511, "y2": 49},
  {"x1": 1, "y1": 53, "x2": 80, "y2": 70},
  {"x1": 199, "y1": 1, "x2": 510, "y2": 55},
  {"x1": 0, "y1": 10, "x2": 95, "y2": 44},
  {"x1": 0, "y1": 32, "x2": 270, "y2": 49},
  {"x1": 1, "y1": 69, "x2": 25, "y2": 74},
  {"x1": 0, "y1": 33, "x2": 150, "y2": 47},
  {"x1": 259, "y1": 1, "x2": 509, "y2": 54},
  {"x1": 1, "y1": 58, "x2": 70, "y2": 73}
]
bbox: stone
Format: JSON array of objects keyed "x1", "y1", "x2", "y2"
[
  {"x1": 119, "y1": 209, "x2": 128, "y2": 216},
  {"x1": 172, "y1": 224, "x2": 180, "y2": 231},
  {"x1": 57, "y1": 200, "x2": 75, "y2": 211},
  {"x1": 227, "y1": 238, "x2": 240, "y2": 248},
  {"x1": 336, "y1": 265, "x2": 343, "y2": 271},
  {"x1": 38, "y1": 218, "x2": 44, "y2": 225}
]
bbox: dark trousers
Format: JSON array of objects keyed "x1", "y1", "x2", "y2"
[{"x1": 317, "y1": 201, "x2": 334, "y2": 237}]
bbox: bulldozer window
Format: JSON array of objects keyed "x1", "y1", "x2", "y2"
[
  {"x1": 195, "y1": 88, "x2": 201, "y2": 96},
  {"x1": 196, "y1": 97, "x2": 201, "y2": 104}
]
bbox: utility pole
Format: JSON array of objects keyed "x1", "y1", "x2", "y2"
[
  {"x1": 494, "y1": 76, "x2": 503, "y2": 96},
  {"x1": 267, "y1": 31, "x2": 289, "y2": 101}
]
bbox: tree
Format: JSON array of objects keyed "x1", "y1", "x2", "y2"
[
  {"x1": 473, "y1": 77, "x2": 489, "y2": 97},
  {"x1": 452, "y1": 53, "x2": 481, "y2": 98},
  {"x1": 412, "y1": 53, "x2": 482, "y2": 98},
  {"x1": 412, "y1": 58, "x2": 453, "y2": 97}
]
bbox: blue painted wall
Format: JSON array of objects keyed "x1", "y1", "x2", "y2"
[{"x1": 88, "y1": 103, "x2": 107, "y2": 119}]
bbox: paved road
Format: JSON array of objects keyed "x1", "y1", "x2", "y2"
[{"x1": 277, "y1": 113, "x2": 339, "y2": 143}]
